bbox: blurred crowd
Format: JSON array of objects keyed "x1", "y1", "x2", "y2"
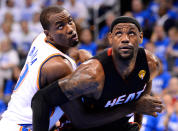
[{"x1": 0, "y1": 0, "x2": 177, "y2": 130}]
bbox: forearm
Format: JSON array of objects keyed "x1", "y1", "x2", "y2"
[
  {"x1": 61, "y1": 100, "x2": 135, "y2": 129},
  {"x1": 31, "y1": 81, "x2": 69, "y2": 131},
  {"x1": 32, "y1": 91, "x2": 50, "y2": 131}
]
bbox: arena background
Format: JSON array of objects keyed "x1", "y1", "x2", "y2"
[{"x1": 0, "y1": 0, "x2": 177, "y2": 130}]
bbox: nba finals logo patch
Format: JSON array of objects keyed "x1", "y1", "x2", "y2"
[{"x1": 138, "y1": 70, "x2": 146, "y2": 80}]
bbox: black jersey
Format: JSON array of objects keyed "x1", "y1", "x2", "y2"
[{"x1": 81, "y1": 47, "x2": 150, "y2": 130}]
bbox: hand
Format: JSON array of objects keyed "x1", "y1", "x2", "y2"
[
  {"x1": 68, "y1": 47, "x2": 79, "y2": 63},
  {"x1": 68, "y1": 48, "x2": 92, "y2": 63},
  {"x1": 78, "y1": 49, "x2": 92, "y2": 63},
  {"x1": 134, "y1": 95, "x2": 164, "y2": 117}
]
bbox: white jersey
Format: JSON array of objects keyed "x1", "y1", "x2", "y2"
[{"x1": 1, "y1": 32, "x2": 77, "y2": 127}]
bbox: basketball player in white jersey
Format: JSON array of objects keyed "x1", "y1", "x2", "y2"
[{"x1": 0, "y1": 6, "x2": 91, "y2": 131}]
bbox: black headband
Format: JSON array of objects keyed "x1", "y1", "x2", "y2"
[{"x1": 110, "y1": 16, "x2": 142, "y2": 32}]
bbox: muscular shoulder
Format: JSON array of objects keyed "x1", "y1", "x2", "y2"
[
  {"x1": 76, "y1": 59, "x2": 103, "y2": 76},
  {"x1": 75, "y1": 58, "x2": 105, "y2": 90},
  {"x1": 41, "y1": 56, "x2": 72, "y2": 87},
  {"x1": 145, "y1": 49, "x2": 160, "y2": 81},
  {"x1": 62, "y1": 59, "x2": 105, "y2": 99}
]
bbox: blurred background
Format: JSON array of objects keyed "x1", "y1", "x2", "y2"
[{"x1": 0, "y1": 0, "x2": 177, "y2": 130}]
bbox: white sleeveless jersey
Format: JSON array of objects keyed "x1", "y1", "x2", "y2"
[{"x1": 2, "y1": 32, "x2": 77, "y2": 125}]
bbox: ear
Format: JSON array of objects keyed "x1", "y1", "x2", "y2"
[
  {"x1": 44, "y1": 30, "x2": 54, "y2": 42},
  {"x1": 107, "y1": 32, "x2": 113, "y2": 46},
  {"x1": 139, "y1": 32, "x2": 143, "y2": 44}
]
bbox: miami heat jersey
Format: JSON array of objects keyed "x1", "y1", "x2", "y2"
[
  {"x1": 82, "y1": 48, "x2": 150, "y2": 128},
  {"x1": 2, "y1": 32, "x2": 77, "y2": 127}
]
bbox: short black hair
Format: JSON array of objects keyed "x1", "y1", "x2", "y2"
[
  {"x1": 40, "y1": 6, "x2": 65, "y2": 30},
  {"x1": 110, "y1": 16, "x2": 142, "y2": 32}
]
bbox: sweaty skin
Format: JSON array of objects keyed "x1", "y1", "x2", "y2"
[
  {"x1": 60, "y1": 23, "x2": 160, "y2": 100},
  {"x1": 44, "y1": 10, "x2": 79, "y2": 53},
  {"x1": 57, "y1": 23, "x2": 163, "y2": 128},
  {"x1": 58, "y1": 49, "x2": 162, "y2": 129},
  {"x1": 32, "y1": 22, "x2": 164, "y2": 130}
]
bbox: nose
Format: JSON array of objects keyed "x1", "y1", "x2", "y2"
[
  {"x1": 121, "y1": 34, "x2": 129, "y2": 44},
  {"x1": 67, "y1": 24, "x2": 74, "y2": 35}
]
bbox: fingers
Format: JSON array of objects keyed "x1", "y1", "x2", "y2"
[
  {"x1": 148, "y1": 96, "x2": 162, "y2": 104},
  {"x1": 152, "y1": 103, "x2": 164, "y2": 112},
  {"x1": 152, "y1": 107, "x2": 163, "y2": 113},
  {"x1": 143, "y1": 100, "x2": 165, "y2": 117},
  {"x1": 143, "y1": 110, "x2": 160, "y2": 117},
  {"x1": 142, "y1": 95, "x2": 162, "y2": 104},
  {"x1": 136, "y1": 95, "x2": 165, "y2": 116},
  {"x1": 153, "y1": 97, "x2": 162, "y2": 104}
]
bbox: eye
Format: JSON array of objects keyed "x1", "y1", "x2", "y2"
[
  {"x1": 115, "y1": 31, "x2": 122, "y2": 36},
  {"x1": 128, "y1": 31, "x2": 136, "y2": 36},
  {"x1": 58, "y1": 24, "x2": 64, "y2": 30}
]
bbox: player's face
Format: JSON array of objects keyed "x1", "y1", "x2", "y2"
[
  {"x1": 47, "y1": 10, "x2": 79, "y2": 49},
  {"x1": 109, "y1": 23, "x2": 143, "y2": 60}
]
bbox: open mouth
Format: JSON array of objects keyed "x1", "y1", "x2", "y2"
[{"x1": 71, "y1": 34, "x2": 78, "y2": 41}]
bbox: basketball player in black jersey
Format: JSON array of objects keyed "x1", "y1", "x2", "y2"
[{"x1": 32, "y1": 16, "x2": 164, "y2": 131}]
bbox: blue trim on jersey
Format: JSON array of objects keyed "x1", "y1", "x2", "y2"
[
  {"x1": 19, "y1": 124, "x2": 32, "y2": 126},
  {"x1": 46, "y1": 40, "x2": 56, "y2": 48},
  {"x1": 19, "y1": 124, "x2": 32, "y2": 131},
  {"x1": 38, "y1": 55, "x2": 62, "y2": 89}
]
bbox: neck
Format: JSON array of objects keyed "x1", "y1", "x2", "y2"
[{"x1": 112, "y1": 53, "x2": 137, "y2": 79}]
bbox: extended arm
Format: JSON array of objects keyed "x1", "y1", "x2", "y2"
[
  {"x1": 32, "y1": 59, "x2": 164, "y2": 130},
  {"x1": 32, "y1": 59, "x2": 103, "y2": 131},
  {"x1": 61, "y1": 99, "x2": 136, "y2": 129},
  {"x1": 61, "y1": 87, "x2": 164, "y2": 129}
]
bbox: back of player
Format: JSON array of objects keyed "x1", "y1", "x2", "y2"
[{"x1": 0, "y1": 32, "x2": 77, "y2": 131}]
